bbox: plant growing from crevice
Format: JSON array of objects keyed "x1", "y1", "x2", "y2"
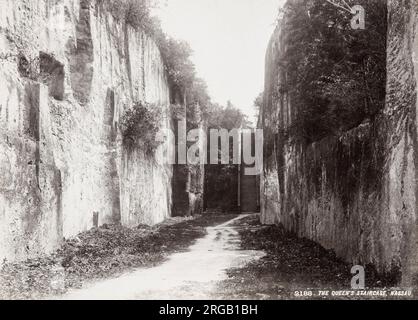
[
  {"x1": 96, "y1": 0, "x2": 211, "y2": 131},
  {"x1": 95, "y1": 0, "x2": 159, "y2": 35},
  {"x1": 120, "y1": 101, "x2": 163, "y2": 155}
]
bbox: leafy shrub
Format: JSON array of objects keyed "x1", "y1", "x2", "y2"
[
  {"x1": 159, "y1": 38, "x2": 196, "y2": 89},
  {"x1": 280, "y1": 0, "x2": 387, "y2": 143},
  {"x1": 120, "y1": 101, "x2": 163, "y2": 154},
  {"x1": 95, "y1": 0, "x2": 159, "y2": 35}
]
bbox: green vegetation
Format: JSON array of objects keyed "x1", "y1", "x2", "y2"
[
  {"x1": 96, "y1": 0, "x2": 212, "y2": 153},
  {"x1": 120, "y1": 101, "x2": 162, "y2": 154},
  {"x1": 281, "y1": 0, "x2": 387, "y2": 143},
  {"x1": 207, "y1": 101, "x2": 250, "y2": 130},
  {"x1": 253, "y1": 92, "x2": 264, "y2": 112},
  {"x1": 95, "y1": 0, "x2": 158, "y2": 33}
]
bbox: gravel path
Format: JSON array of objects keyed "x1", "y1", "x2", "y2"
[{"x1": 58, "y1": 215, "x2": 265, "y2": 300}]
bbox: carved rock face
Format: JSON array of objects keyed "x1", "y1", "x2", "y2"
[
  {"x1": 0, "y1": 0, "x2": 173, "y2": 262},
  {"x1": 259, "y1": 0, "x2": 418, "y2": 281}
]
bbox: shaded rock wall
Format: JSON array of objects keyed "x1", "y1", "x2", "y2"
[
  {"x1": 0, "y1": 0, "x2": 172, "y2": 262},
  {"x1": 260, "y1": 0, "x2": 418, "y2": 280}
]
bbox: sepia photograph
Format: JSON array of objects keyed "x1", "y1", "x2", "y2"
[{"x1": 0, "y1": 0, "x2": 417, "y2": 309}]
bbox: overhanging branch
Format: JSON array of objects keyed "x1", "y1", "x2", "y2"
[{"x1": 325, "y1": 0, "x2": 353, "y2": 13}]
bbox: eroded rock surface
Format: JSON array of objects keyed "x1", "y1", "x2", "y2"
[
  {"x1": 0, "y1": 0, "x2": 173, "y2": 262},
  {"x1": 259, "y1": 0, "x2": 418, "y2": 282}
]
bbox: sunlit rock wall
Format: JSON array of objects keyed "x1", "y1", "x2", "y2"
[
  {"x1": 260, "y1": 0, "x2": 418, "y2": 281},
  {"x1": 0, "y1": 0, "x2": 172, "y2": 262},
  {"x1": 386, "y1": 0, "x2": 418, "y2": 284}
]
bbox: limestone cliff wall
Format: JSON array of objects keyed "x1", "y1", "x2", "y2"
[
  {"x1": 260, "y1": 0, "x2": 418, "y2": 280},
  {"x1": 0, "y1": 0, "x2": 172, "y2": 262}
]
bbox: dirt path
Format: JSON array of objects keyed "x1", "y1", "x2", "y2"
[
  {"x1": 0, "y1": 214, "x2": 237, "y2": 299},
  {"x1": 58, "y1": 215, "x2": 265, "y2": 300},
  {"x1": 216, "y1": 215, "x2": 408, "y2": 300},
  {"x1": 4, "y1": 214, "x2": 409, "y2": 300}
]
